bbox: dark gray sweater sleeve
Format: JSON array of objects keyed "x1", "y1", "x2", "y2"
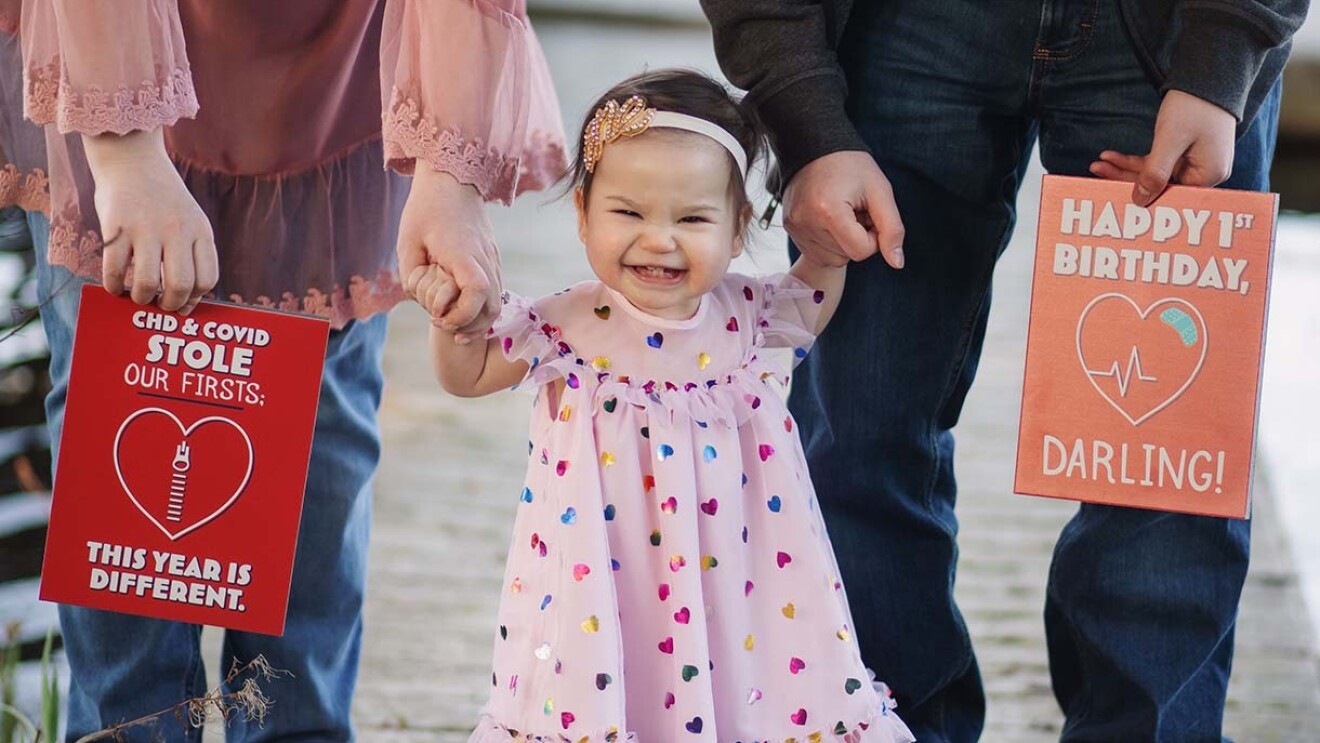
[
  {"x1": 700, "y1": 0, "x2": 869, "y2": 188},
  {"x1": 1164, "y1": 0, "x2": 1310, "y2": 120}
]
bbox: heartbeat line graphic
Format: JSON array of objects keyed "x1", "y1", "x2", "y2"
[{"x1": 1085, "y1": 346, "x2": 1158, "y2": 398}]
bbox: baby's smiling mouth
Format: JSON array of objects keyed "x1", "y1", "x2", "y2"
[{"x1": 628, "y1": 265, "x2": 687, "y2": 282}]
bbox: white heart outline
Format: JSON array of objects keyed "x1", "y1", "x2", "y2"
[
  {"x1": 113, "y1": 407, "x2": 254, "y2": 541},
  {"x1": 1074, "y1": 292, "x2": 1208, "y2": 427}
]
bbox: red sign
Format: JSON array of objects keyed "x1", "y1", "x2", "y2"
[
  {"x1": 40, "y1": 287, "x2": 329, "y2": 635},
  {"x1": 1015, "y1": 175, "x2": 1277, "y2": 519}
]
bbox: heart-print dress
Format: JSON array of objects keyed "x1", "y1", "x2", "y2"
[{"x1": 469, "y1": 273, "x2": 914, "y2": 743}]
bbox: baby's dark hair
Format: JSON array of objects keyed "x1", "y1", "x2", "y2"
[{"x1": 566, "y1": 68, "x2": 765, "y2": 217}]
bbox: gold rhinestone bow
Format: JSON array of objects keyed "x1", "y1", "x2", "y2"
[{"x1": 583, "y1": 95, "x2": 656, "y2": 173}]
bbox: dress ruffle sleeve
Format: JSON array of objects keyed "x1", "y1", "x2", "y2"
[
  {"x1": 489, "y1": 290, "x2": 580, "y2": 390},
  {"x1": 380, "y1": 0, "x2": 567, "y2": 206},
  {"x1": 753, "y1": 272, "x2": 823, "y2": 366},
  {"x1": 20, "y1": 0, "x2": 197, "y2": 135}
]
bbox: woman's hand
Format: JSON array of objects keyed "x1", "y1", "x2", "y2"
[
  {"x1": 397, "y1": 162, "x2": 502, "y2": 342},
  {"x1": 83, "y1": 127, "x2": 217, "y2": 314}
]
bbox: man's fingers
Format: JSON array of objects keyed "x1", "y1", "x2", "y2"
[
  {"x1": 1134, "y1": 130, "x2": 1190, "y2": 207},
  {"x1": 1089, "y1": 160, "x2": 1139, "y2": 182},
  {"x1": 129, "y1": 239, "x2": 163, "y2": 305},
  {"x1": 158, "y1": 239, "x2": 195, "y2": 311},
  {"x1": 821, "y1": 202, "x2": 875, "y2": 263},
  {"x1": 796, "y1": 236, "x2": 849, "y2": 268},
  {"x1": 864, "y1": 181, "x2": 905, "y2": 269},
  {"x1": 1098, "y1": 150, "x2": 1145, "y2": 172}
]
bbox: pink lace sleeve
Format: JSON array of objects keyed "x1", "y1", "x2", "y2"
[
  {"x1": 19, "y1": 0, "x2": 197, "y2": 135},
  {"x1": 380, "y1": 0, "x2": 567, "y2": 205}
]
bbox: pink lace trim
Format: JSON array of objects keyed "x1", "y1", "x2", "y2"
[
  {"x1": 45, "y1": 205, "x2": 405, "y2": 329},
  {"x1": 0, "y1": 165, "x2": 51, "y2": 214},
  {"x1": 382, "y1": 87, "x2": 566, "y2": 206},
  {"x1": 219, "y1": 269, "x2": 406, "y2": 328},
  {"x1": 25, "y1": 59, "x2": 199, "y2": 134}
]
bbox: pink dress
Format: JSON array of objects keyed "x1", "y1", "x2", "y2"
[
  {"x1": 477, "y1": 274, "x2": 915, "y2": 743},
  {"x1": 0, "y1": 0, "x2": 565, "y2": 327}
]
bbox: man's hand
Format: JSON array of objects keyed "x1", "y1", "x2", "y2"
[
  {"x1": 782, "y1": 150, "x2": 905, "y2": 270},
  {"x1": 397, "y1": 162, "x2": 501, "y2": 342},
  {"x1": 84, "y1": 128, "x2": 218, "y2": 314},
  {"x1": 1089, "y1": 90, "x2": 1237, "y2": 206}
]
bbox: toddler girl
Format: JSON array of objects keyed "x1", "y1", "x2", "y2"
[{"x1": 409, "y1": 69, "x2": 914, "y2": 743}]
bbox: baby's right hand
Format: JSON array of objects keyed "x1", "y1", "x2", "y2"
[{"x1": 406, "y1": 264, "x2": 460, "y2": 327}]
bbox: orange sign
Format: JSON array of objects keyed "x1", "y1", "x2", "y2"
[{"x1": 1015, "y1": 175, "x2": 1277, "y2": 518}]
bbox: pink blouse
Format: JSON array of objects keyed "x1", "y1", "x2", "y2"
[{"x1": 0, "y1": 0, "x2": 566, "y2": 327}]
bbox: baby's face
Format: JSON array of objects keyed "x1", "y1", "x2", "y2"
[{"x1": 577, "y1": 130, "x2": 743, "y2": 321}]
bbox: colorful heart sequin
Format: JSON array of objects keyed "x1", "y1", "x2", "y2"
[{"x1": 646, "y1": 332, "x2": 664, "y2": 348}]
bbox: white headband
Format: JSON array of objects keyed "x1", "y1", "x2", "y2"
[
  {"x1": 648, "y1": 111, "x2": 749, "y2": 177},
  {"x1": 582, "y1": 95, "x2": 749, "y2": 178}
]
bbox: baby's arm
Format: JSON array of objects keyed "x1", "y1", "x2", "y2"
[
  {"x1": 410, "y1": 266, "x2": 529, "y2": 398},
  {"x1": 787, "y1": 254, "x2": 846, "y2": 334}
]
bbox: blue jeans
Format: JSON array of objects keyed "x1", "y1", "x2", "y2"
[
  {"x1": 789, "y1": 1, "x2": 1279, "y2": 741},
  {"x1": 30, "y1": 213, "x2": 389, "y2": 742}
]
